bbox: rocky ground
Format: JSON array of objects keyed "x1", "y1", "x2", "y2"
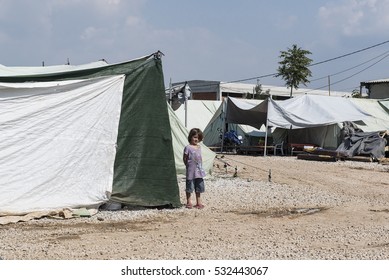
[{"x1": 0, "y1": 155, "x2": 388, "y2": 260}]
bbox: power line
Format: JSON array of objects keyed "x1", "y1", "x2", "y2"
[
  {"x1": 310, "y1": 50, "x2": 389, "y2": 82},
  {"x1": 238, "y1": 40, "x2": 389, "y2": 85},
  {"x1": 305, "y1": 53, "x2": 389, "y2": 93},
  {"x1": 186, "y1": 73, "x2": 276, "y2": 90},
  {"x1": 310, "y1": 40, "x2": 389, "y2": 67},
  {"x1": 179, "y1": 39, "x2": 389, "y2": 90},
  {"x1": 220, "y1": 73, "x2": 276, "y2": 84}
]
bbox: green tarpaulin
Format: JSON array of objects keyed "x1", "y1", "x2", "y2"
[{"x1": 0, "y1": 53, "x2": 181, "y2": 208}]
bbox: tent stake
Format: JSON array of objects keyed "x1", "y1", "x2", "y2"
[{"x1": 268, "y1": 169, "x2": 272, "y2": 182}]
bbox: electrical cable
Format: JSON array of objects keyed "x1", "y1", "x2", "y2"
[
  {"x1": 305, "y1": 53, "x2": 389, "y2": 93},
  {"x1": 310, "y1": 50, "x2": 389, "y2": 82},
  {"x1": 310, "y1": 40, "x2": 389, "y2": 67},
  {"x1": 180, "y1": 39, "x2": 389, "y2": 90}
]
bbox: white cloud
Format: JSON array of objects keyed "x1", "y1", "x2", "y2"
[{"x1": 319, "y1": 0, "x2": 389, "y2": 36}]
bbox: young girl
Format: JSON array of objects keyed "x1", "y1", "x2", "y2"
[{"x1": 183, "y1": 128, "x2": 206, "y2": 209}]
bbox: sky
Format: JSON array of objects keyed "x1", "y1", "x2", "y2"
[{"x1": 1, "y1": 0, "x2": 389, "y2": 94}]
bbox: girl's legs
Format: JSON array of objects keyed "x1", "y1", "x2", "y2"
[
  {"x1": 195, "y1": 192, "x2": 204, "y2": 209},
  {"x1": 194, "y1": 178, "x2": 205, "y2": 209},
  {"x1": 186, "y1": 192, "x2": 192, "y2": 208}
]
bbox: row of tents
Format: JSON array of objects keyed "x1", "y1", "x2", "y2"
[
  {"x1": 173, "y1": 95, "x2": 389, "y2": 156},
  {"x1": 0, "y1": 52, "x2": 388, "y2": 221}
]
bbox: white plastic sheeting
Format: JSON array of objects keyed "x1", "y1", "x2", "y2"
[
  {"x1": 210, "y1": 96, "x2": 378, "y2": 149},
  {"x1": 0, "y1": 75, "x2": 125, "y2": 215},
  {"x1": 350, "y1": 98, "x2": 389, "y2": 131},
  {"x1": 0, "y1": 61, "x2": 108, "y2": 76},
  {"x1": 267, "y1": 95, "x2": 372, "y2": 129},
  {"x1": 173, "y1": 100, "x2": 221, "y2": 131},
  {"x1": 379, "y1": 99, "x2": 389, "y2": 111},
  {"x1": 219, "y1": 82, "x2": 351, "y2": 97}
]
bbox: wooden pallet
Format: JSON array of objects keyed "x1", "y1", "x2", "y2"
[
  {"x1": 345, "y1": 156, "x2": 373, "y2": 163},
  {"x1": 297, "y1": 153, "x2": 337, "y2": 162}
]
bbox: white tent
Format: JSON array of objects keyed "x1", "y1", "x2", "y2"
[
  {"x1": 211, "y1": 96, "x2": 375, "y2": 150},
  {"x1": 203, "y1": 98, "x2": 267, "y2": 147},
  {"x1": 379, "y1": 99, "x2": 389, "y2": 111},
  {"x1": 267, "y1": 95, "x2": 374, "y2": 149},
  {"x1": 267, "y1": 95, "x2": 372, "y2": 129},
  {"x1": 270, "y1": 97, "x2": 389, "y2": 149},
  {"x1": 173, "y1": 100, "x2": 221, "y2": 130},
  {"x1": 350, "y1": 98, "x2": 389, "y2": 131},
  {"x1": 219, "y1": 82, "x2": 351, "y2": 98},
  {"x1": 203, "y1": 102, "x2": 225, "y2": 147},
  {"x1": 0, "y1": 53, "x2": 184, "y2": 222},
  {"x1": 0, "y1": 61, "x2": 108, "y2": 76},
  {"x1": 168, "y1": 104, "x2": 216, "y2": 176},
  {"x1": 0, "y1": 76, "x2": 124, "y2": 215}
]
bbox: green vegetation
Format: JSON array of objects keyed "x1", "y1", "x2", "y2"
[{"x1": 276, "y1": 44, "x2": 313, "y2": 97}]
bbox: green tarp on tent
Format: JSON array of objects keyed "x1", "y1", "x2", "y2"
[{"x1": 0, "y1": 53, "x2": 181, "y2": 208}]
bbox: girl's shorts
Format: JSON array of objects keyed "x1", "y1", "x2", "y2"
[{"x1": 186, "y1": 178, "x2": 205, "y2": 193}]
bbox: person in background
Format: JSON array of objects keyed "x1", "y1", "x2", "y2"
[{"x1": 183, "y1": 128, "x2": 206, "y2": 209}]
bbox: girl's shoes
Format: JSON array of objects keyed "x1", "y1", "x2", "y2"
[
  {"x1": 194, "y1": 204, "x2": 204, "y2": 209},
  {"x1": 185, "y1": 203, "x2": 193, "y2": 209}
]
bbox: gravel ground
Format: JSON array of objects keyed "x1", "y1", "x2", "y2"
[{"x1": 0, "y1": 155, "x2": 388, "y2": 260}]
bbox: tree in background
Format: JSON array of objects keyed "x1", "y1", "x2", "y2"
[
  {"x1": 276, "y1": 44, "x2": 312, "y2": 97},
  {"x1": 351, "y1": 88, "x2": 366, "y2": 98},
  {"x1": 245, "y1": 83, "x2": 271, "y2": 99}
]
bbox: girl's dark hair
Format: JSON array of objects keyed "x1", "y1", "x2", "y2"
[{"x1": 188, "y1": 128, "x2": 203, "y2": 142}]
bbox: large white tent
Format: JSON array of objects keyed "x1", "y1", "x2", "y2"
[
  {"x1": 205, "y1": 95, "x2": 382, "y2": 151},
  {"x1": 267, "y1": 95, "x2": 372, "y2": 129},
  {"x1": 0, "y1": 53, "x2": 183, "y2": 223},
  {"x1": 0, "y1": 76, "x2": 124, "y2": 214}
]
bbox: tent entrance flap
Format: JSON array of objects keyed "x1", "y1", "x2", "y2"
[{"x1": 225, "y1": 97, "x2": 268, "y2": 130}]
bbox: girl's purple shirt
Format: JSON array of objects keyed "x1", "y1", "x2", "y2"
[{"x1": 183, "y1": 145, "x2": 204, "y2": 180}]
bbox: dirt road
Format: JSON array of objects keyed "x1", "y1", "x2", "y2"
[{"x1": 1, "y1": 155, "x2": 388, "y2": 260}]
